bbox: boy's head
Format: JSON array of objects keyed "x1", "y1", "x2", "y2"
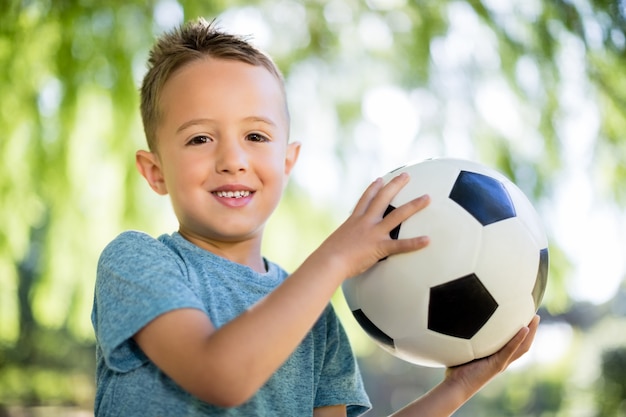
[
  {"x1": 140, "y1": 17, "x2": 288, "y2": 152},
  {"x1": 135, "y1": 18, "x2": 300, "y2": 259}
]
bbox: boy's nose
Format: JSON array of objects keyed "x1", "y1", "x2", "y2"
[{"x1": 215, "y1": 140, "x2": 249, "y2": 174}]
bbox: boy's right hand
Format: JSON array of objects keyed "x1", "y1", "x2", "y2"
[{"x1": 315, "y1": 172, "x2": 430, "y2": 280}]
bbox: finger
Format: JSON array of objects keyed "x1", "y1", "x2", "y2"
[
  {"x1": 489, "y1": 326, "x2": 530, "y2": 373},
  {"x1": 495, "y1": 315, "x2": 540, "y2": 368},
  {"x1": 509, "y1": 315, "x2": 540, "y2": 362},
  {"x1": 365, "y1": 172, "x2": 411, "y2": 217},
  {"x1": 352, "y1": 177, "x2": 384, "y2": 216},
  {"x1": 529, "y1": 314, "x2": 541, "y2": 329},
  {"x1": 381, "y1": 234, "x2": 430, "y2": 256},
  {"x1": 380, "y1": 194, "x2": 430, "y2": 231}
]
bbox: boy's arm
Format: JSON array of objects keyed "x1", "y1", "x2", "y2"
[
  {"x1": 313, "y1": 405, "x2": 347, "y2": 416},
  {"x1": 389, "y1": 315, "x2": 539, "y2": 417},
  {"x1": 134, "y1": 173, "x2": 430, "y2": 407}
]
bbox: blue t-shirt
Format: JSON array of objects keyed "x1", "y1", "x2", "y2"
[{"x1": 92, "y1": 231, "x2": 371, "y2": 416}]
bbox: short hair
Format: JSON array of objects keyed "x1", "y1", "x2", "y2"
[{"x1": 140, "y1": 17, "x2": 288, "y2": 151}]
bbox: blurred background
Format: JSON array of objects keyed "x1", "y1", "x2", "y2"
[{"x1": 1, "y1": 0, "x2": 626, "y2": 415}]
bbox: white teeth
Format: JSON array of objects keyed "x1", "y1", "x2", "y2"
[{"x1": 215, "y1": 190, "x2": 251, "y2": 198}]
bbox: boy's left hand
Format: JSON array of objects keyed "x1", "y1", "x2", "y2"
[{"x1": 444, "y1": 315, "x2": 540, "y2": 397}]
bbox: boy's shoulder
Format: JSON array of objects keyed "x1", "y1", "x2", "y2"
[
  {"x1": 109, "y1": 229, "x2": 166, "y2": 244},
  {"x1": 103, "y1": 229, "x2": 159, "y2": 248},
  {"x1": 101, "y1": 230, "x2": 183, "y2": 254},
  {"x1": 98, "y1": 230, "x2": 182, "y2": 268}
]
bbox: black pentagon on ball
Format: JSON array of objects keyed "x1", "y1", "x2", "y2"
[
  {"x1": 449, "y1": 170, "x2": 516, "y2": 226},
  {"x1": 428, "y1": 274, "x2": 499, "y2": 339},
  {"x1": 378, "y1": 205, "x2": 401, "y2": 262},
  {"x1": 352, "y1": 309, "x2": 395, "y2": 349},
  {"x1": 383, "y1": 205, "x2": 401, "y2": 240}
]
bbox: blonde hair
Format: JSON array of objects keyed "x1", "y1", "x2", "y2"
[{"x1": 140, "y1": 17, "x2": 287, "y2": 151}]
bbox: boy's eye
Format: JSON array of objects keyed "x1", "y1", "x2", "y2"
[
  {"x1": 247, "y1": 133, "x2": 269, "y2": 142},
  {"x1": 187, "y1": 135, "x2": 210, "y2": 145}
]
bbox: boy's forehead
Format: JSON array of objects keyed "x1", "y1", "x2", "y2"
[
  {"x1": 157, "y1": 58, "x2": 290, "y2": 132},
  {"x1": 175, "y1": 57, "x2": 278, "y2": 85}
]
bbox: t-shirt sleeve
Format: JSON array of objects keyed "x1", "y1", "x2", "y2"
[
  {"x1": 92, "y1": 231, "x2": 206, "y2": 373},
  {"x1": 315, "y1": 305, "x2": 372, "y2": 417}
]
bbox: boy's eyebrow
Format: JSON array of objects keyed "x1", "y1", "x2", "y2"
[
  {"x1": 176, "y1": 118, "x2": 215, "y2": 133},
  {"x1": 242, "y1": 116, "x2": 277, "y2": 127},
  {"x1": 176, "y1": 116, "x2": 277, "y2": 133}
]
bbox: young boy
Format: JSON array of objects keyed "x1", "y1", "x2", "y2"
[{"x1": 91, "y1": 17, "x2": 538, "y2": 417}]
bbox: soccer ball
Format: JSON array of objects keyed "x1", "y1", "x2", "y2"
[{"x1": 342, "y1": 157, "x2": 548, "y2": 367}]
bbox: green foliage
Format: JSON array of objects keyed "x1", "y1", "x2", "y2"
[
  {"x1": 491, "y1": 372, "x2": 565, "y2": 416},
  {"x1": 596, "y1": 347, "x2": 626, "y2": 417},
  {"x1": 0, "y1": 328, "x2": 94, "y2": 407}
]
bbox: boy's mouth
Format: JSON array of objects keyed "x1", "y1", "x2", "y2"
[{"x1": 213, "y1": 190, "x2": 251, "y2": 198}]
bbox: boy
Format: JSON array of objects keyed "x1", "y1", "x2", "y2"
[{"x1": 91, "y1": 17, "x2": 538, "y2": 416}]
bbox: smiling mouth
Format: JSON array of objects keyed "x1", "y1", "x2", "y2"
[{"x1": 213, "y1": 190, "x2": 251, "y2": 198}]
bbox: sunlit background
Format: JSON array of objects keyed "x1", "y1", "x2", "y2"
[{"x1": 1, "y1": 0, "x2": 626, "y2": 416}]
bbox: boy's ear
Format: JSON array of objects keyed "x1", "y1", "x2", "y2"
[
  {"x1": 284, "y1": 141, "x2": 301, "y2": 176},
  {"x1": 136, "y1": 150, "x2": 168, "y2": 195}
]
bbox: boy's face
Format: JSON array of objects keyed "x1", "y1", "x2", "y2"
[{"x1": 137, "y1": 58, "x2": 299, "y2": 250}]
